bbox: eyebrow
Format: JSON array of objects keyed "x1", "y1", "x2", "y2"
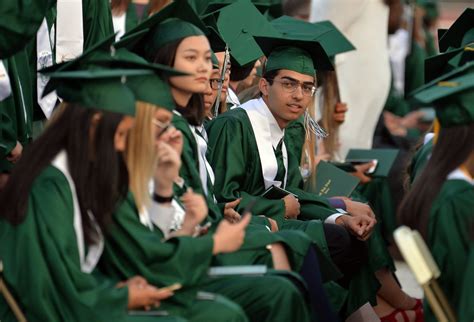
[{"x1": 280, "y1": 76, "x2": 315, "y2": 85}]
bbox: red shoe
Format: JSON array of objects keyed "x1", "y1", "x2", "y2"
[{"x1": 380, "y1": 309, "x2": 410, "y2": 322}]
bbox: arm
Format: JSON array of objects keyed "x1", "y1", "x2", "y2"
[{"x1": 207, "y1": 116, "x2": 286, "y2": 226}]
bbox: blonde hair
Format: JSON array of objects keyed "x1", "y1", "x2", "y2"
[
  {"x1": 319, "y1": 70, "x2": 341, "y2": 160},
  {"x1": 126, "y1": 101, "x2": 158, "y2": 212}
]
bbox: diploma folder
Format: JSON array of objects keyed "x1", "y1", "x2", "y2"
[
  {"x1": 345, "y1": 149, "x2": 399, "y2": 177},
  {"x1": 314, "y1": 161, "x2": 360, "y2": 197},
  {"x1": 261, "y1": 185, "x2": 298, "y2": 199}
]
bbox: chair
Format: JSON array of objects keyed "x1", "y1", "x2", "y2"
[
  {"x1": 0, "y1": 260, "x2": 28, "y2": 322},
  {"x1": 394, "y1": 226, "x2": 457, "y2": 322}
]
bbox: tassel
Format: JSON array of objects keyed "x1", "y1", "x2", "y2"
[{"x1": 304, "y1": 110, "x2": 328, "y2": 139}]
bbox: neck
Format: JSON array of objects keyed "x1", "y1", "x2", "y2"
[
  {"x1": 229, "y1": 81, "x2": 239, "y2": 93},
  {"x1": 171, "y1": 87, "x2": 192, "y2": 108},
  {"x1": 261, "y1": 96, "x2": 288, "y2": 130}
]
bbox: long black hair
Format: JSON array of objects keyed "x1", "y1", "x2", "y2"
[
  {"x1": 149, "y1": 38, "x2": 205, "y2": 126},
  {"x1": 398, "y1": 122, "x2": 474, "y2": 239},
  {"x1": 0, "y1": 103, "x2": 129, "y2": 244}
]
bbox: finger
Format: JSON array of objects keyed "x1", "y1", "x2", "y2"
[
  {"x1": 238, "y1": 213, "x2": 252, "y2": 228},
  {"x1": 226, "y1": 198, "x2": 241, "y2": 209}
]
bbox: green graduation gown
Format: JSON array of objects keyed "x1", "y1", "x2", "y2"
[
  {"x1": 206, "y1": 105, "x2": 380, "y2": 315},
  {"x1": 172, "y1": 112, "x2": 313, "y2": 271},
  {"x1": 0, "y1": 164, "x2": 185, "y2": 322},
  {"x1": 101, "y1": 192, "x2": 311, "y2": 322},
  {"x1": 0, "y1": 0, "x2": 51, "y2": 59},
  {"x1": 425, "y1": 176, "x2": 474, "y2": 322},
  {"x1": 458, "y1": 242, "x2": 474, "y2": 322},
  {"x1": 82, "y1": 0, "x2": 115, "y2": 51},
  {"x1": 0, "y1": 50, "x2": 33, "y2": 173}
]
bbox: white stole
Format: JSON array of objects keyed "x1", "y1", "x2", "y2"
[
  {"x1": 52, "y1": 151, "x2": 104, "y2": 273},
  {"x1": 112, "y1": 13, "x2": 127, "y2": 41},
  {"x1": 241, "y1": 98, "x2": 288, "y2": 189},
  {"x1": 56, "y1": 0, "x2": 84, "y2": 63},
  {"x1": 190, "y1": 125, "x2": 216, "y2": 197},
  {"x1": 226, "y1": 88, "x2": 241, "y2": 109},
  {"x1": 37, "y1": 18, "x2": 58, "y2": 119},
  {"x1": 0, "y1": 60, "x2": 11, "y2": 101}
]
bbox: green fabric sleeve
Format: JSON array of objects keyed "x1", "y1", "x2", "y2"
[
  {"x1": 207, "y1": 115, "x2": 286, "y2": 226},
  {"x1": 101, "y1": 193, "x2": 215, "y2": 308}
]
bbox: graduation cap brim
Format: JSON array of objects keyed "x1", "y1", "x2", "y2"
[
  {"x1": 115, "y1": 0, "x2": 208, "y2": 55},
  {"x1": 439, "y1": 8, "x2": 474, "y2": 52},
  {"x1": 215, "y1": 0, "x2": 281, "y2": 66},
  {"x1": 410, "y1": 60, "x2": 474, "y2": 100},
  {"x1": 271, "y1": 16, "x2": 355, "y2": 57},
  {"x1": 414, "y1": 72, "x2": 474, "y2": 105},
  {"x1": 424, "y1": 44, "x2": 474, "y2": 83},
  {"x1": 254, "y1": 36, "x2": 334, "y2": 71},
  {"x1": 42, "y1": 69, "x2": 154, "y2": 98}
]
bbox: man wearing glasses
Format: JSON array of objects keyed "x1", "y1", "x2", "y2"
[{"x1": 206, "y1": 43, "x2": 379, "y2": 314}]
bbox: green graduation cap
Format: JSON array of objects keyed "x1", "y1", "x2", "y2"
[
  {"x1": 252, "y1": 0, "x2": 283, "y2": 20},
  {"x1": 416, "y1": 0, "x2": 439, "y2": 20},
  {"x1": 271, "y1": 16, "x2": 356, "y2": 57},
  {"x1": 424, "y1": 42, "x2": 474, "y2": 83},
  {"x1": 210, "y1": 0, "x2": 281, "y2": 66},
  {"x1": 116, "y1": 0, "x2": 208, "y2": 61},
  {"x1": 255, "y1": 35, "x2": 334, "y2": 74},
  {"x1": 438, "y1": 8, "x2": 474, "y2": 52},
  {"x1": 43, "y1": 69, "x2": 148, "y2": 116},
  {"x1": 41, "y1": 36, "x2": 186, "y2": 113},
  {"x1": 414, "y1": 63, "x2": 474, "y2": 127}
]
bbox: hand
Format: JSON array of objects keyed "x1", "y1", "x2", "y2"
[
  {"x1": 350, "y1": 162, "x2": 374, "y2": 184},
  {"x1": 400, "y1": 110, "x2": 425, "y2": 129},
  {"x1": 283, "y1": 194, "x2": 300, "y2": 219},
  {"x1": 383, "y1": 111, "x2": 407, "y2": 137},
  {"x1": 336, "y1": 215, "x2": 374, "y2": 241},
  {"x1": 6, "y1": 141, "x2": 22, "y2": 163},
  {"x1": 223, "y1": 199, "x2": 242, "y2": 223},
  {"x1": 212, "y1": 214, "x2": 251, "y2": 254},
  {"x1": 181, "y1": 188, "x2": 208, "y2": 231},
  {"x1": 158, "y1": 127, "x2": 183, "y2": 156},
  {"x1": 266, "y1": 217, "x2": 279, "y2": 232},
  {"x1": 333, "y1": 102, "x2": 348, "y2": 123},
  {"x1": 345, "y1": 199, "x2": 376, "y2": 220},
  {"x1": 154, "y1": 141, "x2": 181, "y2": 196},
  {"x1": 314, "y1": 153, "x2": 331, "y2": 167},
  {"x1": 121, "y1": 276, "x2": 174, "y2": 310}
]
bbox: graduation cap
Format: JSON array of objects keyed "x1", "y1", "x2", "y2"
[
  {"x1": 116, "y1": 0, "x2": 208, "y2": 61},
  {"x1": 42, "y1": 69, "x2": 146, "y2": 116},
  {"x1": 41, "y1": 36, "x2": 186, "y2": 113},
  {"x1": 255, "y1": 34, "x2": 334, "y2": 74},
  {"x1": 252, "y1": 0, "x2": 283, "y2": 20},
  {"x1": 413, "y1": 63, "x2": 474, "y2": 127},
  {"x1": 271, "y1": 16, "x2": 355, "y2": 57},
  {"x1": 438, "y1": 8, "x2": 474, "y2": 52},
  {"x1": 416, "y1": 0, "x2": 439, "y2": 20},
  {"x1": 205, "y1": 0, "x2": 281, "y2": 66},
  {"x1": 424, "y1": 42, "x2": 474, "y2": 83}
]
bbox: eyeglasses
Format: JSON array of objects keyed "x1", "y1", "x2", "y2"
[
  {"x1": 209, "y1": 78, "x2": 223, "y2": 90},
  {"x1": 153, "y1": 119, "x2": 173, "y2": 137},
  {"x1": 267, "y1": 78, "x2": 316, "y2": 97}
]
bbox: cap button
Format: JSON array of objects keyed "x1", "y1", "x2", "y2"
[{"x1": 242, "y1": 28, "x2": 248, "y2": 33}]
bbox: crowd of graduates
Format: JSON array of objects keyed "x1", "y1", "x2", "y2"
[{"x1": 0, "y1": 0, "x2": 473, "y2": 321}]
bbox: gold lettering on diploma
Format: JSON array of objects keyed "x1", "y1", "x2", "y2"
[{"x1": 318, "y1": 179, "x2": 331, "y2": 196}]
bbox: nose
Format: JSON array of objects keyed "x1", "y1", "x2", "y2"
[{"x1": 292, "y1": 85, "x2": 304, "y2": 100}]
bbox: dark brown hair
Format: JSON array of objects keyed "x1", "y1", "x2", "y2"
[
  {"x1": 111, "y1": 0, "x2": 172, "y2": 16},
  {"x1": 398, "y1": 123, "x2": 474, "y2": 239},
  {"x1": 0, "y1": 103, "x2": 129, "y2": 245}
]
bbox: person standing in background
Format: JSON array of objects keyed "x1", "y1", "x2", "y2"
[{"x1": 310, "y1": 0, "x2": 392, "y2": 159}]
